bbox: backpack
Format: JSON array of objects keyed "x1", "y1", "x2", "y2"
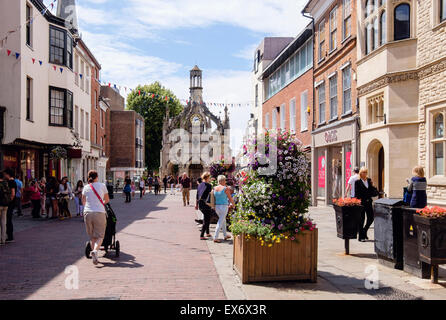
[{"x1": 0, "y1": 180, "x2": 12, "y2": 206}]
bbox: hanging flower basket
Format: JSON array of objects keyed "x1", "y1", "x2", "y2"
[{"x1": 49, "y1": 146, "x2": 68, "y2": 160}]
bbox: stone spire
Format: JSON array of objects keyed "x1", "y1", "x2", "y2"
[
  {"x1": 190, "y1": 65, "x2": 203, "y2": 104},
  {"x1": 56, "y1": 0, "x2": 79, "y2": 33}
]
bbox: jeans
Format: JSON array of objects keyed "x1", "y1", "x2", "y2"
[
  {"x1": 6, "y1": 204, "x2": 14, "y2": 240},
  {"x1": 139, "y1": 187, "x2": 144, "y2": 198},
  {"x1": 74, "y1": 197, "x2": 83, "y2": 215},
  {"x1": 125, "y1": 192, "x2": 131, "y2": 203},
  {"x1": 214, "y1": 205, "x2": 228, "y2": 240},
  {"x1": 199, "y1": 200, "x2": 213, "y2": 238},
  {"x1": 0, "y1": 206, "x2": 7, "y2": 243},
  {"x1": 14, "y1": 197, "x2": 22, "y2": 215},
  {"x1": 182, "y1": 188, "x2": 190, "y2": 205},
  {"x1": 31, "y1": 199, "x2": 41, "y2": 218}
]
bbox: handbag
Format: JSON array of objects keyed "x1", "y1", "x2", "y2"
[{"x1": 90, "y1": 183, "x2": 113, "y2": 219}]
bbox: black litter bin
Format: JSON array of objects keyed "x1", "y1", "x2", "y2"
[
  {"x1": 107, "y1": 184, "x2": 114, "y2": 199},
  {"x1": 402, "y1": 207, "x2": 431, "y2": 279},
  {"x1": 374, "y1": 198, "x2": 406, "y2": 270}
]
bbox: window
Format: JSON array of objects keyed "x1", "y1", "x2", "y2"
[
  {"x1": 301, "y1": 91, "x2": 308, "y2": 131},
  {"x1": 290, "y1": 99, "x2": 296, "y2": 133},
  {"x1": 94, "y1": 91, "x2": 98, "y2": 109},
  {"x1": 86, "y1": 112, "x2": 90, "y2": 141},
  {"x1": 86, "y1": 67, "x2": 90, "y2": 94},
  {"x1": 265, "y1": 113, "x2": 270, "y2": 129},
  {"x1": 367, "y1": 94, "x2": 384, "y2": 125},
  {"x1": 75, "y1": 106, "x2": 79, "y2": 134},
  {"x1": 255, "y1": 85, "x2": 259, "y2": 108},
  {"x1": 49, "y1": 87, "x2": 73, "y2": 127},
  {"x1": 373, "y1": 18, "x2": 379, "y2": 50},
  {"x1": 318, "y1": 21, "x2": 325, "y2": 61},
  {"x1": 435, "y1": 114, "x2": 444, "y2": 138},
  {"x1": 394, "y1": 4, "x2": 410, "y2": 41},
  {"x1": 272, "y1": 109, "x2": 278, "y2": 130},
  {"x1": 49, "y1": 26, "x2": 73, "y2": 67},
  {"x1": 80, "y1": 110, "x2": 84, "y2": 139},
  {"x1": 343, "y1": 0, "x2": 352, "y2": 40},
  {"x1": 380, "y1": 11, "x2": 387, "y2": 45},
  {"x1": 329, "y1": 8, "x2": 337, "y2": 51},
  {"x1": 365, "y1": 25, "x2": 369, "y2": 54},
  {"x1": 26, "y1": 77, "x2": 32, "y2": 121},
  {"x1": 80, "y1": 60, "x2": 85, "y2": 91},
  {"x1": 329, "y1": 75, "x2": 338, "y2": 120},
  {"x1": 342, "y1": 65, "x2": 352, "y2": 114},
  {"x1": 26, "y1": 4, "x2": 32, "y2": 47},
  {"x1": 433, "y1": 112, "x2": 445, "y2": 176},
  {"x1": 280, "y1": 104, "x2": 286, "y2": 130},
  {"x1": 94, "y1": 123, "x2": 98, "y2": 144},
  {"x1": 100, "y1": 110, "x2": 104, "y2": 128},
  {"x1": 442, "y1": 0, "x2": 446, "y2": 22},
  {"x1": 74, "y1": 54, "x2": 79, "y2": 86},
  {"x1": 318, "y1": 83, "x2": 326, "y2": 124}
]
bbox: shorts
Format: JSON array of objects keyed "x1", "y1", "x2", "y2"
[{"x1": 84, "y1": 211, "x2": 107, "y2": 239}]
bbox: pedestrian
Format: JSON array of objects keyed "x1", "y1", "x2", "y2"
[
  {"x1": 46, "y1": 177, "x2": 59, "y2": 219},
  {"x1": 82, "y1": 170, "x2": 110, "y2": 265},
  {"x1": 148, "y1": 176, "x2": 153, "y2": 193},
  {"x1": 194, "y1": 177, "x2": 204, "y2": 225},
  {"x1": 346, "y1": 167, "x2": 360, "y2": 198},
  {"x1": 123, "y1": 176, "x2": 132, "y2": 203},
  {"x1": 131, "y1": 180, "x2": 136, "y2": 198},
  {"x1": 74, "y1": 180, "x2": 84, "y2": 217},
  {"x1": 3, "y1": 169, "x2": 17, "y2": 243},
  {"x1": 0, "y1": 172, "x2": 12, "y2": 245},
  {"x1": 355, "y1": 167, "x2": 379, "y2": 242},
  {"x1": 154, "y1": 176, "x2": 160, "y2": 195},
  {"x1": 29, "y1": 180, "x2": 41, "y2": 219},
  {"x1": 139, "y1": 178, "x2": 145, "y2": 199},
  {"x1": 169, "y1": 175, "x2": 176, "y2": 195},
  {"x1": 196, "y1": 172, "x2": 213, "y2": 240},
  {"x1": 163, "y1": 175, "x2": 168, "y2": 194},
  {"x1": 407, "y1": 166, "x2": 427, "y2": 209},
  {"x1": 180, "y1": 172, "x2": 191, "y2": 206},
  {"x1": 14, "y1": 174, "x2": 23, "y2": 217},
  {"x1": 58, "y1": 177, "x2": 72, "y2": 220},
  {"x1": 211, "y1": 175, "x2": 235, "y2": 243},
  {"x1": 39, "y1": 178, "x2": 47, "y2": 216}
]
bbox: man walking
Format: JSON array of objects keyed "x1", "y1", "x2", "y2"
[
  {"x1": 162, "y1": 175, "x2": 168, "y2": 194},
  {"x1": 14, "y1": 174, "x2": 23, "y2": 216},
  {"x1": 148, "y1": 176, "x2": 153, "y2": 193},
  {"x1": 3, "y1": 169, "x2": 17, "y2": 243},
  {"x1": 180, "y1": 172, "x2": 191, "y2": 206},
  {"x1": 346, "y1": 167, "x2": 360, "y2": 198}
]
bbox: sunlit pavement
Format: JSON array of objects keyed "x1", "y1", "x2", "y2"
[{"x1": 0, "y1": 191, "x2": 225, "y2": 300}]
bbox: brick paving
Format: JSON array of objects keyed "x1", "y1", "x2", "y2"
[{"x1": 0, "y1": 191, "x2": 226, "y2": 300}]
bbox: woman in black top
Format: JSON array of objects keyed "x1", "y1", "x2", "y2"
[
  {"x1": 196, "y1": 172, "x2": 213, "y2": 240},
  {"x1": 355, "y1": 167, "x2": 378, "y2": 242}
]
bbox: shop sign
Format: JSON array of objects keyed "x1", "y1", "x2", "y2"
[
  {"x1": 3, "y1": 154, "x2": 18, "y2": 168},
  {"x1": 318, "y1": 156, "x2": 326, "y2": 188},
  {"x1": 325, "y1": 130, "x2": 338, "y2": 143},
  {"x1": 345, "y1": 151, "x2": 352, "y2": 187}
]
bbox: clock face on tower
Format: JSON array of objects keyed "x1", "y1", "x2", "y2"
[{"x1": 190, "y1": 114, "x2": 202, "y2": 126}]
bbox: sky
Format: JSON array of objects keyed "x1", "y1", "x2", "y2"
[{"x1": 44, "y1": 0, "x2": 310, "y2": 153}]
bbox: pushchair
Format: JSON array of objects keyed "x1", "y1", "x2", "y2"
[{"x1": 85, "y1": 204, "x2": 120, "y2": 258}]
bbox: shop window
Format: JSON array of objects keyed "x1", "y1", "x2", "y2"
[
  {"x1": 367, "y1": 94, "x2": 384, "y2": 125},
  {"x1": 317, "y1": 149, "x2": 326, "y2": 198},
  {"x1": 394, "y1": 4, "x2": 410, "y2": 41}
]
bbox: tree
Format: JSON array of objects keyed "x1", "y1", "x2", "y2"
[{"x1": 127, "y1": 82, "x2": 183, "y2": 171}]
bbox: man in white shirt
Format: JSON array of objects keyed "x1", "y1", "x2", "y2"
[{"x1": 346, "y1": 168, "x2": 360, "y2": 198}]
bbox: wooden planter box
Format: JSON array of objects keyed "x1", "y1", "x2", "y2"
[
  {"x1": 233, "y1": 230, "x2": 318, "y2": 284},
  {"x1": 414, "y1": 215, "x2": 446, "y2": 265}
]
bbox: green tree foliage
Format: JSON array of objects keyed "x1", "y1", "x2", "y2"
[{"x1": 127, "y1": 82, "x2": 183, "y2": 170}]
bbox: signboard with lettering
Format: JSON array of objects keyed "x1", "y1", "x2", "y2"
[
  {"x1": 325, "y1": 130, "x2": 338, "y2": 143},
  {"x1": 318, "y1": 155, "x2": 326, "y2": 188}
]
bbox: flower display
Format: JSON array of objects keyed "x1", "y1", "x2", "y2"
[
  {"x1": 333, "y1": 198, "x2": 362, "y2": 207},
  {"x1": 231, "y1": 130, "x2": 315, "y2": 246},
  {"x1": 417, "y1": 206, "x2": 446, "y2": 218}
]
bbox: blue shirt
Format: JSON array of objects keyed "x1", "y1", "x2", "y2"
[
  {"x1": 214, "y1": 187, "x2": 229, "y2": 205},
  {"x1": 15, "y1": 179, "x2": 22, "y2": 198}
]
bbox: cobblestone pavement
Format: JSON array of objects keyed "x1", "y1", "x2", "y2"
[
  {"x1": 206, "y1": 204, "x2": 446, "y2": 300},
  {"x1": 0, "y1": 191, "x2": 226, "y2": 300}
]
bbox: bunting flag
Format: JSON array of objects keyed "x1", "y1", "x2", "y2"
[
  {"x1": 32, "y1": 58, "x2": 35, "y2": 64},
  {"x1": 7, "y1": 50, "x2": 11, "y2": 56},
  {"x1": 39, "y1": 60, "x2": 42, "y2": 66},
  {"x1": 53, "y1": 65, "x2": 56, "y2": 71},
  {"x1": 60, "y1": 67, "x2": 63, "y2": 73}
]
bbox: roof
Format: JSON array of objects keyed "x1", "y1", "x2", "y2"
[
  {"x1": 261, "y1": 23, "x2": 313, "y2": 80},
  {"x1": 191, "y1": 65, "x2": 201, "y2": 71}
]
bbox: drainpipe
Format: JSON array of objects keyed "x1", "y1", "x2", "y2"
[{"x1": 302, "y1": 11, "x2": 316, "y2": 132}]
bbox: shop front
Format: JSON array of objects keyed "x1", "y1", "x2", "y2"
[{"x1": 311, "y1": 117, "x2": 360, "y2": 206}]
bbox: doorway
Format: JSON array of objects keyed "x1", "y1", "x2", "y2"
[{"x1": 367, "y1": 140, "x2": 385, "y2": 198}]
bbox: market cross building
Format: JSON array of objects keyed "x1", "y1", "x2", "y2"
[{"x1": 159, "y1": 66, "x2": 231, "y2": 184}]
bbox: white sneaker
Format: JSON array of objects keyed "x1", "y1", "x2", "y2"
[{"x1": 91, "y1": 250, "x2": 99, "y2": 265}]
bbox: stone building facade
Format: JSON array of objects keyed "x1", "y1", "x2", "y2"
[{"x1": 417, "y1": 0, "x2": 446, "y2": 206}]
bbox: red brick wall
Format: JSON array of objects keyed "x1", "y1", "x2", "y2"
[
  {"x1": 262, "y1": 69, "x2": 314, "y2": 147},
  {"x1": 90, "y1": 66, "x2": 106, "y2": 151},
  {"x1": 110, "y1": 111, "x2": 136, "y2": 168}
]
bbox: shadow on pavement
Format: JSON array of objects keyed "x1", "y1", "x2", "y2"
[
  {"x1": 0, "y1": 193, "x2": 167, "y2": 299},
  {"x1": 98, "y1": 252, "x2": 144, "y2": 269}
]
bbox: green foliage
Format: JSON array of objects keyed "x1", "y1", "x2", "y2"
[{"x1": 127, "y1": 82, "x2": 183, "y2": 170}]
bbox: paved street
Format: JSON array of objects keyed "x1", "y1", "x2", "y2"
[{"x1": 1, "y1": 191, "x2": 446, "y2": 300}]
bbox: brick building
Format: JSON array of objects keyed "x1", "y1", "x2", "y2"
[
  {"x1": 261, "y1": 24, "x2": 314, "y2": 149},
  {"x1": 303, "y1": 0, "x2": 359, "y2": 206},
  {"x1": 417, "y1": 0, "x2": 446, "y2": 206},
  {"x1": 101, "y1": 86, "x2": 145, "y2": 185}
]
